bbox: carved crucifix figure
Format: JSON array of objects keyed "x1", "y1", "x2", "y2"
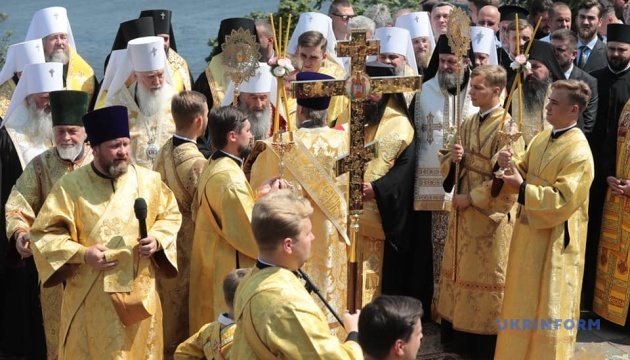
[{"x1": 292, "y1": 29, "x2": 422, "y2": 311}]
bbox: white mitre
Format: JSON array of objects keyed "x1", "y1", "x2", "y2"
[
  {"x1": 25, "y1": 7, "x2": 76, "y2": 50},
  {"x1": 471, "y1": 26, "x2": 498, "y2": 65},
  {"x1": 373, "y1": 26, "x2": 419, "y2": 75},
  {"x1": 0, "y1": 39, "x2": 46, "y2": 85},
  {"x1": 288, "y1": 12, "x2": 338, "y2": 57},
  {"x1": 106, "y1": 36, "x2": 173, "y2": 102},
  {"x1": 395, "y1": 12, "x2": 436, "y2": 51},
  {"x1": 2, "y1": 62, "x2": 64, "y2": 126},
  {"x1": 222, "y1": 62, "x2": 278, "y2": 107}
]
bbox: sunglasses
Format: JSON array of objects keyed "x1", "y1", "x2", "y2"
[
  {"x1": 331, "y1": 13, "x2": 356, "y2": 21},
  {"x1": 477, "y1": 20, "x2": 496, "y2": 27}
]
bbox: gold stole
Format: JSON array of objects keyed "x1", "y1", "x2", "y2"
[
  {"x1": 168, "y1": 49, "x2": 192, "y2": 91},
  {"x1": 261, "y1": 138, "x2": 350, "y2": 245},
  {"x1": 211, "y1": 323, "x2": 236, "y2": 360},
  {"x1": 205, "y1": 53, "x2": 226, "y2": 108},
  {"x1": 0, "y1": 79, "x2": 16, "y2": 118},
  {"x1": 67, "y1": 47, "x2": 96, "y2": 103}
]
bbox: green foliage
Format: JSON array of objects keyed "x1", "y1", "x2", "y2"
[{"x1": 0, "y1": 13, "x2": 13, "y2": 69}]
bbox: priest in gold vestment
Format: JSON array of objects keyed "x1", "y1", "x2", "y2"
[
  {"x1": 25, "y1": 7, "x2": 97, "y2": 104},
  {"x1": 357, "y1": 63, "x2": 416, "y2": 305},
  {"x1": 103, "y1": 36, "x2": 176, "y2": 170},
  {"x1": 153, "y1": 91, "x2": 208, "y2": 357},
  {"x1": 30, "y1": 106, "x2": 181, "y2": 359},
  {"x1": 0, "y1": 39, "x2": 46, "y2": 118},
  {"x1": 231, "y1": 190, "x2": 363, "y2": 359},
  {"x1": 593, "y1": 99, "x2": 630, "y2": 326},
  {"x1": 190, "y1": 106, "x2": 282, "y2": 334},
  {"x1": 5, "y1": 90, "x2": 91, "y2": 360},
  {"x1": 249, "y1": 72, "x2": 349, "y2": 335},
  {"x1": 436, "y1": 66, "x2": 522, "y2": 359},
  {"x1": 495, "y1": 80, "x2": 594, "y2": 359}
]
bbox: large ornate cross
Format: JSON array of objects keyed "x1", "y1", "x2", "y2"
[
  {"x1": 292, "y1": 29, "x2": 422, "y2": 311},
  {"x1": 421, "y1": 112, "x2": 442, "y2": 145}
]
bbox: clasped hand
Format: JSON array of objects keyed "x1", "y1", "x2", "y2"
[
  {"x1": 15, "y1": 232, "x2": 33, "y2": 258},
  {"x1": 608, "y1": 176, "x2": 630, "y2": 196}
]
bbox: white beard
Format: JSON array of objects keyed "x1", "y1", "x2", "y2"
[
  {"x1": 137, "y1": 83, "x2": 174, "y2": 117},
  {"x1": 25, "y1": 102, "x2": 53, "y2": 141},
  {"x1": 57, "y1": 143, "x2": 83, "y2": 161},
  {"x1": 47, "y1": 51, "x2": 69, "y2": 65},
  {"x1": 239, "y1": 102, "x2": 272, "y2": 140}
]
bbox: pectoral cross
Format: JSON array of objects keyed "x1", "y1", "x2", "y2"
[
  {"x1": 49, "y1": 68, "x2": 55, "y2": 78},
  {"x1": 421, "y1": 112, "x2": 442, "y2": 145},
  {"x1": 292, "y1": 29, "x2": 422, "y2": 311},
  {"x1": 150, "y1": 47, "x2": 158, "y2": 57},
  {"x1": 160, "y1": 12, "x2": 166, "y2": 20}
]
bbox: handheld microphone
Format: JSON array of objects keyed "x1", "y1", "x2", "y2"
[{"x1": 134, "y1": 198, "x2": 148, "y2": 239}]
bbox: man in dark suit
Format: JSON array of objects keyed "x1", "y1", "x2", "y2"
[
  {"x1": 550, "y1": 29, "x2": 598, "y2": 137},
  {"x1": 575, "y1": 0, "x2": 607, "y2": 72}
]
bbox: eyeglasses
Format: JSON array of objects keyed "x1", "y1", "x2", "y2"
[
  {"x1": 477, "y1": 20, "x2": 496, "y2": 27},
  {"x1": 330, "y1": 13, "x2": 356, "y2": 21}
]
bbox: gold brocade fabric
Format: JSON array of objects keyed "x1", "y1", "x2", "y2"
[
  {"x1": 435, "y1": 108, "x2": 522, "y2": 334},
  {"x1": 105, "y1": 82, "x2": 176, "y2": 170},
  {"x1": 189, "y1": 156, "x2": 257, "y2": 334},
  {"x1": 0, "y1": 79, "x2": 16, "y2": 118},
  {"x1": 594, "y1": 100, "x2": 630, "y2": 325},
  {"x1": 249, "y1": 127, "x2": 349, "y2": 336},
  {"x1": 319, "y1": 57, "x2": 350, "y2": 126},
  {"x1": 66, "y1": 47, "x2": 97, "y2": 104},
  {"x1": 205, "y1": 53, "x2": 227, "y2": 108},
  {"x1": 358, "y1": 97, "x2": 414, "y2": 305},
  {"x1": 495, "y1": 128, "x2": 594, "y2": 360},
  {"x1": 5, "y1": 146, "x2": 92, "y2": 360},
  {"x1": 174, "y1": 319, "x2": 235, "y2": 360},
  {"x1": 168, "y1": 49, "x2": 192, "y2": 92},
  {"x1": 231, "y1": 267, "x2": 364, "y2": 359},
  {"x1": 154, "y1": 139, "x2": 207, "y2": 357},
  {"x1": 30, "y1": 165, "x2": 181, "y2": 359}
]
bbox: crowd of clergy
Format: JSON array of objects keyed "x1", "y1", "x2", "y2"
[{"x1": 0, "y1": 0, "x2": 629, "y2": 359}]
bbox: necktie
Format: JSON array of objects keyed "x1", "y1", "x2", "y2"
[{"x1": 577, "y1": 45, "x2": 588, "y2": 68}]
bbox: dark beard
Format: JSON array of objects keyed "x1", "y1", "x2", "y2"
[
  {"x1": 609, "y1": 55, "x2": 630, "y2": 72},
  {"x1": 522, "y1": 76, "x2": 552, "y2": 115},
  {"x1": 238, "y1": 143, "x2": 252, "y2": 159},
  {"x1": 364, "y1": 95, "x2": 390, "y2": 125}
]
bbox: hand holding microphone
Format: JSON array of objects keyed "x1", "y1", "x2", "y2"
[{"x1": 134, "y1": 198, "x2": 158, "y2": 257}]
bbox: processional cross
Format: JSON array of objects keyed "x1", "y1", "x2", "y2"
[{"x1": 292, "y1": 29, "x2": 422, "y2": 311}]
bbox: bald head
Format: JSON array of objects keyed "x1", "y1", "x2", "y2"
[{"x1": 477, "y1": 5, "x2": 500, "y2": 32}]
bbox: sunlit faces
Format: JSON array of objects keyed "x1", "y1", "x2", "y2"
[
  {"x1": 378, "y1": 53, "x2": 407, "y2": 75},
  {"x1": 469, "y1": 74, "x2": 499, "y2": 109},
  {"x1": 158, "y1": 33, "x2": 170, "y2": 52},
  {"x1": 477, "y1": 6, "x2": 500, "y2": 32},
  {"x1": 473, "y1": 52, "x2": 490, "y2": 66},
  {"x1": 239, "y1": 92, "x2": 270, "y2": 113},
  {"x1": 551, "y1": 38, "x2": 576, "y2": 71},
  {"x1": 545, "y1": 87, "x2": 578, "y2": 128},
  {"x1": 134, "y1": 68, "x2": 166, "y2": 93},
  {"x1": 231, "y1": 119, "x2": 253, "y2": 159},
  {"x1": 550, "y1": 8, "x2": 572, "y2": 31},
  {"x1": 93, "y1": 137, "x2": 131, "y2": 178},
  {"x1": 54, "y1": 125, "x2": 86, "y2": 160},
  {"x1": 576, "y1": 7, "x2": 602, "y2": 41},
  {"x1": 431, "y1": 5, "x2": 452, "y2": 36},
  {"x1": 297, "y1": 45, "x2": 327, "y2": 72},
  {"x1": 508, "y1": 27, "x2": 533, "y2": 57},
  {"x1": 289, "y1": 217, "x2": 315, "y2": 267},
  {"x1": 524, "y1": 59, "x2": 550, "y2": 83},
  {"x1": 412, "y1": 37, "x2": 431, "y2": 67},
  {"x1": 30, "y1": 92, "x2": 51, "y2": 112},
  {"x1": 607, "y1": 41, "x2": 630, "y2": 72},
  {"x1": 43, "y1": 32, "x2": 69, "y2": 64},
  {"x1": 330, "y1": 5, "x2": 355, "y2": 40}
]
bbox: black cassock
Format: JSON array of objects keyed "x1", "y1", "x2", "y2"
[{"x1": 0, "y1": 127, "x2": 46, "y2": 359}]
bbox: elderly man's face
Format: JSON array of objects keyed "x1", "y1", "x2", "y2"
[
  {"x1": 135, "y1": 69, "x2": 165, "y2": 93},
  {"x1": 378, "y1": 53, "x2": 407, "y2": 75},
  {"x1": 30, "y1": 92, "x2": 51, "y2": 112},
  {"x1": 240, "y1": 92, "x2": 270, "y2": 113},
  {"x1": 412, "y1": 36, "x2": 431, "y2": 60},
  {"x1": 474, "y1": 52, "x2": 490, "y2": 66},
  {"x1": 43, "y1": 32, "x2": 69, "y2": 63},
  {"x1": 524, "y1": 59, "x2": 550, "y2": 83},
  {"x1": 54, "y1": 125, "x2": 86, "y2": 160},
  {"x1": 477, "y1": 6, "x2": 500, "y2": 32}
]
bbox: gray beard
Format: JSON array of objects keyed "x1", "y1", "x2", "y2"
[
  {"x1": 522, "y1": 76, "x2": 552, "y2": 115},
  {"x1": 47, "y1": 51, "x2": 69, "y2": 65},
  {"x1": 438, "y1": 69, "x2": 464, "y2": 91},
  {"x1": 107, "y1": 159, "x2": 129, "y2": 178},
  {"x1": 239, "y1": 102, "x2": 272, "y2": 140},
  {"x1": 26, "y1": 103, "x2": 53, "y2": 141},
  {"x1": 57, "y1": 143, "x2": 83, "y2": 161},
  {"x1": 137, "y1": 83, "x2": 173, "y2": 117}
]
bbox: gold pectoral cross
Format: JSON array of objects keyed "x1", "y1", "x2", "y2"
[{"x1": 292, "y1": 29, "x2": 422, "y2": 311}]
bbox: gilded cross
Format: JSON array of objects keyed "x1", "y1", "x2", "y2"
[
  {"x1": 150, "y1": 47, "x2": 158, "y2": 57},
  {"x1": 292, "y1": 29, "x2": 422, "y2": 311},
  {"x1": 49, "y1": 68, "x2": 55, "y2": 78},
  {"x1": 421, "y1": 112, "x2": 442, "y2": 145},
  {"x1": 160, "y1": 12, "x2": 166, "y2": 20}
]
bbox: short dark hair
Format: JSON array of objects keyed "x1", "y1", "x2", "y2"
[
  {"x1": 207, "y1": 106, "x2": 249, "y2": 150},
  {"x1": 529, "y1": 0, "x2": 553, "y2": 15},
  {"x1": 470, "y1": 0, "x2": 500, "y2": 9},
  {"x1": 359, "y1": 295, "x2": 424, "y2": 359},
  {"x1": 171, "y1": 90, "x2": 207, "y2": 130},
  {"x1": 550, "y1": 28, "x2": 578, "y2": 51},
  {"x1": 328, "y1": 0, "x2": 352, "y2": 14},
  {"x1": 578, "y1": 0, "x2": 604, "y2": 18},
  {"x1": 223, "y1": 268, "x2": 249, "y2": 307},
  {"x1": 297, "y1": 31, "x2": 327, "y2": 52}
]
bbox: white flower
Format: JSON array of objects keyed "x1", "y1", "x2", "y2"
[{"x1": 272, "y1": 66, "x2": 287, "y2": 77}]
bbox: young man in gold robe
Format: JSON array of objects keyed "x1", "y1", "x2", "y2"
[
  {"x1": 5, "y1": 90, "x2": 91, "y2": 360},
  {"x1": 437, "y1": 65, "x2": 523, "y2": 359},
  {"x1": 30, "y1": 105, "x2": 181, "y2": 359},
  {"x1": 189, "y1": 106, "x2": 283, "y2": 334},
  {"x1": 496, "y1": 79, "x2": 594, "y2": 359},
  {"x1": 231, "y1": 190, "x2": 363, "y2": 359},
  {"x1": 153, "y1": 91, "x2": 208, "y2": 357},
  {"x1": 249, "y1": 72, "x2": 349, "y2": 336}
]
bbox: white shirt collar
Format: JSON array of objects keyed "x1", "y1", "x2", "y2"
[
  {"x1": 480, "y1": 103, "x2": 501, "y2": 118},
  {"x1": 577, "y1": 36, "x2": 598, "y2": 50},
  {"x1": 218, "y1": 150, "x2": 243, "y2": 166},
  {"x1": 563, "y1": 64, "x2": 573, "y2": 80},
  {"x1": 218, "y1": 313, "x2": 234, "y2": 326},
  {"x1": 552, "y1": 123, "x2": 577, "y2": 134}
]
